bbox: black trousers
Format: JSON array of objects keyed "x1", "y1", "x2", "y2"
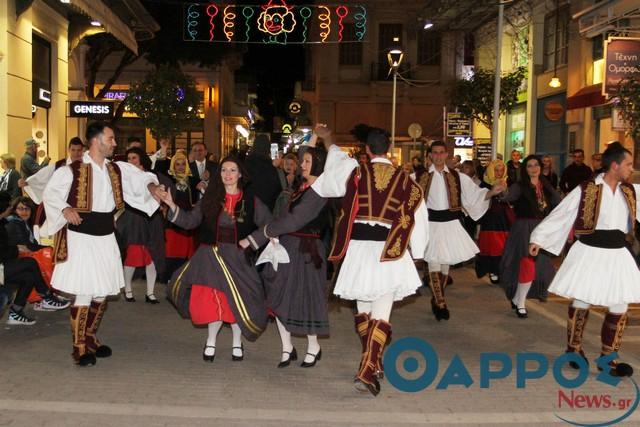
[{"x1": 3, "y1": 257, "x2": 49, "y2": 307}]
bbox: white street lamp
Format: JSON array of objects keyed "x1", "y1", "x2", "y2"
[{"x1": 387, "y1": 47, "x2": 404, "y2": 154}]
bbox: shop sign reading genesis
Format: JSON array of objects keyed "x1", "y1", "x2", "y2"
[{"x1": 68, "y1": 101, "x2": 114, "y2": 118}]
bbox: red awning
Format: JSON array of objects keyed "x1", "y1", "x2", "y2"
[{"x1": 567, "y1": 84, "x2": 607, "y2": 110}]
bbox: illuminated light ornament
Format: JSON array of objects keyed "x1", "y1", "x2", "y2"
[
  {"x1": 242, "y1": 6, "x2": 254, "y2": 42},
  {"x1": 336, "y1": 5, "x2": 348, "y2": 42},
  {"x1": 299, "y1": 7, "x2": 312, "y2": 44},
  {"x1": 258, "y1": 0, "x2": 297, "y2": 45},
  {"x1": 206, "y1": 3, "x2": 219, "y2": 41},
  {"x1": 223, "y1": 5, "x2": 236, "y2": 42},
  {"x1": 186, "y1": 4, "x2": 200, "y2": 41},
  {"x1": 318, "y1": 5, "x2": 331, "y2": 43},
  {"x1": 176, "y1": 87, "x2": 185, "y2": 102},
  {"x1": 354, "y1": 5, "x2": 367, "y2": 41}
]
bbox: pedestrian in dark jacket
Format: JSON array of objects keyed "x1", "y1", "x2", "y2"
[{"x1": 244, "y1": 134, "x2": 282, "y2": 212}]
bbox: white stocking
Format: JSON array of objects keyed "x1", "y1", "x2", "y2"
[
  {"x1": 370, "y1": 293, "x2": 394, "y2": 322},
  {"x1": 123, "y1": 266, "x2": 135, "y2": 297},
  {"x1": 304, "y1": 335, "x2": 321, "y2": 363},
  {"x1": 145, "y1": 263, "x2": 157, "y2": 297},
  {"x1": 205, "y1": 321, "x2": 223, "y2": 356},
  {"x1": 513, "y1": 281, "x2": 532, "y2": 309},
  {"x1": 356, "y1": 300, "x2": 372, "y2": 315},
  {"x1": 230, "y1": 323, "x2": 243, "y2": 357},
  {"x1": 275, "y1": 317, "x2": 293, "y2": 361}
]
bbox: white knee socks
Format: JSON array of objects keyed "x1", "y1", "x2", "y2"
[
  {"x1": 123, "y1": 266, "x2": 135, "y2": 297},
  {"x1": 304, "y1": 335, "x2": 321, "y2": 363},
  {"x1": 513, "y1": 282, "x2": 532, "y2": 309},
  {"x1": 230, "y1": 323, "x2": 243, "y2": 357},
  {"x1": 275, "y1": 317, "x2": 293, "y2": 361},
  {"x1": 205, "y1": 321, "x2": 223, "y2": 356},
  {"x1": 145, "y1": 263, "x2": 157, "y2": 297}
]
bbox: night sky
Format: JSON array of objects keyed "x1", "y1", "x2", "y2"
[{"x1": 142, "y1": 0, "x2": 307, "y2": 132}]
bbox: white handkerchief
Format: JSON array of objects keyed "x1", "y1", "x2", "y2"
[{"x1": 256, "y1": 239, "x2": 290, "y2": 272}]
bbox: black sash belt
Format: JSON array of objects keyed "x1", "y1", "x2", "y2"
[
  {"x1": 351, "y1": 223, "x2": 389, "y2": 241},
  {"x1": 428, "y1": 209, "x2": 462, "y2": 223},
  {"x1": 68, "y1": 212, "x2": 115, "y2": 236},
  {"x1": 579, "y1": 230, "x2": 627, "y2": 249}
]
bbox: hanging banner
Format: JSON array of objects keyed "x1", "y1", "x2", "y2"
[
  {"x1": 184, "y1": 0, "x2": 367, "y2": 44},
  {"x1": 603, "y1": 37, "x2": 640, "y2": 97}
]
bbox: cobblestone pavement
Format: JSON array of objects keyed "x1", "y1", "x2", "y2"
[{"x1": 1, "y1": 265, "x2": 639, "y2": 426}]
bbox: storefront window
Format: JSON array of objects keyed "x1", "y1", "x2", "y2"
[
  {"x1": 506, "y1": 104, "x2": 526, "y2": 157},
  {"x1": 32, "y1": 34, "x2": 51, "y2": 155}
]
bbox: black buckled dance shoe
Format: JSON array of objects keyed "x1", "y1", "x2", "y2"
[
  {"x1": 597, "y1": 358, "x2": 634, "y2": 378},
  {"x1": 232, "y1": 344, "x2": 244, "y2": 361},
  {"x1": 277, "y1": 347, "x2": 298, "y2": 368},
  {"x1": 566, "y1": 350, "x2": 589, "y2": 370},
  {"x1": 124, "y1": 292, "x2": 135, "y2": 303},
  {"x1": 145, "y1": 294, "x2": 159, "y2": 304},
  {"x1": 301, "y1": 349, "x2": 322, "y2": 368},
  {"x1": 202, "y1": 345, "x2": 215, "y2": 362}
]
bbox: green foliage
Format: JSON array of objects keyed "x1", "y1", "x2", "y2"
[
  {"x1": 450, "y1": 66, "x2": 527, "y2": 134},
  {"x1": 617, "y1": 73, "x2": 640, "y2": 141},
  {"x1": 126, "y1": 66, "x2": 201, "y2": 139}
]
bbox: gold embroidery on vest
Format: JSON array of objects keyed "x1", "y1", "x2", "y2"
[
  {"x1": 407, "y1": 185, "x2": 421, "y2": 209},
  {"x1": 445, "y1": 172, "x2": 461, "y2": 210},
  {"x1": 418, "y1": 172, "x2": 432, "y2": 198},
  {"x1": 76, "y1": 164, "x2": 90, "y2": 212},
  {"x1": 386, "y1": 237, "x2": 402, "y2": 257},
  {"x1": 579, "y1": 182, "x2": 600, "y2": 232},
  {"x1": 621, "y1": 185, "x2": 636, "y2": 235},
  {"x1": 399, "y1": 214, "x2": 410, "y2": 229},
  {"x1": 107, "y1": 163, "x2": 124, "y2": 210},
  {"x1": 372, "y1": 163, "x2": 395, "y2": 192}
]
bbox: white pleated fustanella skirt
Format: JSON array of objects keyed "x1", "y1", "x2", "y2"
[
  {"x1": 549, "y1": 241, "x2": 640, "y2": 306},
  {"x1": 423, "y1": 219, "x2": 479, "y2": 265},
  {"x1": 51, "y1": 230, "x2": 124, "y2": 297},
  {"x1": 333, "y1": 240, "x2": 422, "y2": 302}
]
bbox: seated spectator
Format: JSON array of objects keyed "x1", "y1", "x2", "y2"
[{"x1": 0, "y1": 193, "x2": 69, "y2": 325}]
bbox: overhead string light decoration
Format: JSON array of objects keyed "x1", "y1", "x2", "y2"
[
  {"x1": 183, "y1": 1, "x2": 367, "y2": 44},
  {"x1": 336, "y1": 5, "x2": 348, "y2": 42},
  {"x1": 223, "y1": 6, "x2": 236, "y2": 42},
  {"x1": 206, "y1": 3, "x2": 219, "y2": 41}
]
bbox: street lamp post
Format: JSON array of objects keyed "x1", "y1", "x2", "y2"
[{"x1": 387, "y1": 48, "x2": 404, "y2": 155}]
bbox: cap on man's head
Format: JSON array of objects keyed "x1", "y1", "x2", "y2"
[{"x1": 25, "y1": 138, "x2": 38, "y2": 148}]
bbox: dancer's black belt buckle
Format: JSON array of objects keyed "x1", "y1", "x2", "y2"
[
  {"x1": 428, "y1": 209, "x2": 462, "y2": 222},
  {"x1": 68, "y1": 211, "x2": 115, "y2": 236},
  {"x1": 351, "y1": 223, "x2": 389, "y2": 241},
  {"x1": 578, "y1": 230, "x2": 626, "y2": 249}
]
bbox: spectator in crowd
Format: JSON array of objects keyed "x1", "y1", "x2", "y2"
[
  {"x1": 506, "y1": 149, "x2": 522, "y2": 186},
  {"x1": 0, "y1": 153, "x2": 21, "y2": 198},
  {"x1": 5, "y1": 197, "x2": 43, "y2": 252},
  {"x1": 592, "y1": 153, "x2": 604, "y2": 175},
  {"x1": 412, "y1": 156, "x2": 425, "y2": 176},
  {"x1": 0, "y1": 192, "x2": 68, "y2": 325},
  {"x1": 451, "y1": 154, "x2": 462, "y2": 171},
  {"x1": 559, "y1": 149, "x2": 593, "y2": 194},
  {"x1": 273, "y1": 153, "x2": 300, "y2": 217},
  {"x1": 462, "y1": 160, "x2": 481, "y2": 185},
  {"x1": 541, "y1": 155, "x2": 559, "y2": 189},
  {"x1": 357, "y1": 152, "x2": 369, "y2": 165},
  {"x1": 20, "y1": 138, "x2": 50, "y2": 178},
  {"x1": 244, "y1": 134, "x2": 282, "y2": 211},
  {"x1": 189, "y1": 142, "x2": 218, "y2": 200}
]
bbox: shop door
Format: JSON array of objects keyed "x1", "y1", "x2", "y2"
[{"x1": 536, "y1": 93, "x2": 567, "y2": 172}]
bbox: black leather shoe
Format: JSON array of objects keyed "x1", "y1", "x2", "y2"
[
  {"x1": 277, "y1": 347, "x2": 297, "y2": 368},
  {"x1": 516, "y1": 308, "x2": 528, "y2": 318},
  {"x1": 301, "y1": 349, "x2": 322, "y2": 368},
  {"x1": 124, "y1": 292, "x2": 135, "y2": 303},
  {"x1": 567, "y1": 350, "x2": 589, "y2": 370},
  {"x1": 431, "y1": 298, "x2": 450, "y2": 321},
  {"x1": 145, "y1": 294, "x2": 159, "y2": 304},
  {"x1": 510, "y1": 300, "x2": 517, "y2": 310},
  {"x1": 232, "y1": 344, "x2": 244, "y2": 361},
  {"x1": 354, "y1": 377, "x2": 380, "y2": 396},
  {"x1": 203, "y1": 345, "x2": 215, "y2": 362},
  {"x1": 77, "y1": 353, "x2": 97, "y2": 367}
]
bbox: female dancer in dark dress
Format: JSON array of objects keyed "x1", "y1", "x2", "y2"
[
  {"x1": 475, "y1": 159, "x2": 512, "y2": 284},
  {"x1": 117, "y1": 147, "x2": 165, "y2": 303},
  {"x1": 499, "y1": 155, "x2": 561, "y2": 318},
  {"x1": 162, "y1": 150, "x2": 196, "y2": 282},
  {"x1": 242, "y1": 147, "x2": 330, "y2": 368},
  {"x1": 162, "y1": 156, "x2": 271, "y2": 361}
]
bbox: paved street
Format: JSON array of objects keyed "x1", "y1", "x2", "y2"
[{"x1": 1, "y1": 265, "x2": 640, "y2": 427}]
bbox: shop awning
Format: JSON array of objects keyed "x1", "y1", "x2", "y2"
[
  {"x1": 566, "y1": 84, "x2": 607, "y2": 110},
  {"x1": 68, "y1": 0, "x2": 139, "y2": 54}
]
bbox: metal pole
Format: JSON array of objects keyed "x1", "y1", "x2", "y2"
[
  {"x1": 391, "y1": 69, "x2": 398, "y2": 155},
  {"x1": 491, "y1": 3, "x2": 504, "y2": 160}
]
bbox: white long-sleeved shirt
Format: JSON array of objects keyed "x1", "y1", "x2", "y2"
[
  {"x1": 530, "y1": 174, "x2": 640, "y2": 255},
  {"x1": 424, "y1": 164, "x2": 490, "y2": 221},
  {"x1": 41, "y1": 152, "x2": 159, "y2": 236},
  {"x1": 24, "y1": 158, "x2": 72, "y2": 204}
]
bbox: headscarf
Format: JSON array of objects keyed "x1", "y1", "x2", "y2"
[
  {"x1": 168, "y1": 149, "x2": 192, "y2": 186},
  {"x1": 483, "y1": 159, "x2": 507, "y2": 186}
]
